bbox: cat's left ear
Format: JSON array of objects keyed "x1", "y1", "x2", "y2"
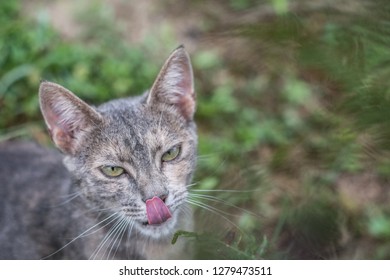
[
  {"x1": 39, "y1": 81, "x2": 102, "y2": 155},
  {"x1": 147, "y1": 46, "x2": 196, "y2": 121}
]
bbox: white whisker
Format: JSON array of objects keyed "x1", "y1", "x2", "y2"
[
  {"x1": 189, "y1": 193, "x2": 260, "y2": 217},
  {"x1": 183, "y1": 182, "x2": 199, "y2": 190},
  {"x1": 89, "y1": 215, "x2": 126, "y2": 260},
  {"x1": 42, "y1": 212, "x2": 119, "y2": 259},
  {"x1": 187, "y1": 198, "x2": 243, "y2": 234},
  {"x1": 49, "y1": 192, "x2": 82, "y2": 207},
  {"x1": 110, "y1": 218, "x2": 131, "y2": 259},
  {"x1": 191, "y1": 188, "x2": 259, "y2": 193},
  {"x1": 126, "y1": 219, "x2": 136, "y2": 259}
]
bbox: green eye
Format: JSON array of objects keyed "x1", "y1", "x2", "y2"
[
  {"x1": 162, "y1": 145, "x2": 181, "y2": 162},
  {"x1": 101, "y1": 166, "x2": 125, "y2": 177}
]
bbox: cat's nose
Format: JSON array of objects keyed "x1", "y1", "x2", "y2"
[{"x1": 142, "y1": 192, "x2": 168, "y2": 203}]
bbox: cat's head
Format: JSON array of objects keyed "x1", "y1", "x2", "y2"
[{"x1": 39, "y1": 46, "x2": 197, "y2": 239}]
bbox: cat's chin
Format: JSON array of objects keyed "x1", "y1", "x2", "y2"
[
  {"x1": 134, "y1": 212, "x2": 179, "y2": 240},
  {"x1": 136, "y1": 219, "x2": 176, "y2": 240}
]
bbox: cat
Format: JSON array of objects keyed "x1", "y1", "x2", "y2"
[{"x1": 0, "y1": 46, "x2": 197, "y2": 259}]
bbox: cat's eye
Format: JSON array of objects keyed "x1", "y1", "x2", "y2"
[
  {"x1": 161, "y1": 145, "x2": 181, "y2": 162},
  {"x1": 100, "y1": 165, "x2": 125, "y2": 177}
]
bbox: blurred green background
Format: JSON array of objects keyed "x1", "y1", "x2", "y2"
[{"x1": 1, "y1": 0, "x2": 390, "y2": 259}]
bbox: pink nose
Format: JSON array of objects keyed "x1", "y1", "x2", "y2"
[{"x1": 146, "y1": 196, "x2": 172, "y2": 225}]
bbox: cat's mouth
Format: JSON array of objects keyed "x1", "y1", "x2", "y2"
[
  {"x1": 144, "y1": 196, "x2": 172, "y2": 226},
  {"x1": 140, "y1": 220, "x2": 171, "y2": 227},
  {"x1": 133, "y1": 197, "x2": 183, "y2": 239}
]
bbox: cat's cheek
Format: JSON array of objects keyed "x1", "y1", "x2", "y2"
[
  {"x1": 164, "y1": 164, "x2": 190, "y2": 186},
  {"x1": 92, "y1": 175, "x2": 128, "y2": 192},
  {"x1": 85, "y1": 178, "x2": 130, "y2": 208},
  {"x1": 105, "y1": 182, "x2": 127, "y2": 193}
]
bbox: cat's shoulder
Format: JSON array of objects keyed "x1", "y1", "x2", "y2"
[
  {"x1": 0, "y1": 140, "x2": 69, "y2": 190},
  {"x1": 0, "y1": 140, "x2": 63, "y2": 163}
]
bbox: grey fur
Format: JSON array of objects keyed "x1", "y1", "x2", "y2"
[{"x1": 0, "y1": 46, "x2": 197, "y2": 259}]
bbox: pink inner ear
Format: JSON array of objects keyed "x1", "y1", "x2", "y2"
[
  {"x1": 177, "y1": 92, "x2": 195, "y2": 121},
  {"x1": 40, "y1": 81, "x2": 103, "y2": 155},
  {"x1": 146, "y1": 196, "x2": 172, "y2": 225},
  {"x1": 147, "y1": 47, "x2": 196, "y2": 121},
  {"x1": 44, "y1": 104, "x2": 75, "y2": 150}
]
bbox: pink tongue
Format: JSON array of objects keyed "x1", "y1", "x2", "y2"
[{"x1": 146, "y1": 196, "x2": 172, "y2": 225}]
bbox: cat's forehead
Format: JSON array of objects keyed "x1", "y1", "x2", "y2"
[
  {"x1": 93, "y1": 97, "x2": 190, "y2": 157},
  {"x1": 98, "y1": 96, "x2": 187, "y2": 133}
]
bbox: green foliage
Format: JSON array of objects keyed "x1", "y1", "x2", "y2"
[
  {"x1": 173, "y1": 229, "x2": 265, "y2": 259},
  {"x1": 282, "y1": 197, "x2": 341, "y2": 258},
  {"x1": 0, "y1": 1, "x2": 158, "y2": 132},
  {"x1": 192, "y1": 0, "x2": 390, "y2": 259},
  {"x1": 368, "y1": 212, "x2": 390, "y2": 240}
]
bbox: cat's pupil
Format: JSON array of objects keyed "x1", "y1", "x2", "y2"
[{"x1": 101, "y1": 165, "x2": 124, "y2": 177}]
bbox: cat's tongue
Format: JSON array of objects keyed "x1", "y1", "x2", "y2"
[{"x1": 146, "y1": 196, "x2": 172, "y2": 225}]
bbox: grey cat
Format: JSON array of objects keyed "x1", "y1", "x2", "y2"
[{"x1": 0, "y1": 46, "x2": 197, "y2": 259}]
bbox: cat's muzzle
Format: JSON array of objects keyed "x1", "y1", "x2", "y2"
[{"x1": 145, "y1": 196, "x2": 172, "y2": 225}]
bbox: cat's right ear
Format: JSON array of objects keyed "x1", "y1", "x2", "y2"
[
  {"x1": 39, "y1": 81, "x2": 102, "y2": 155},
  {"x1": 147, "y1": 46, "x2": 196, "y2": 121}
]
